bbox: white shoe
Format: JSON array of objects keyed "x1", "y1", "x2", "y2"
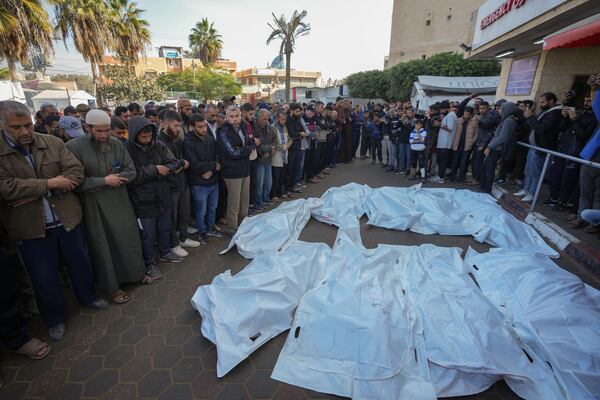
[
  {"x1": 522, "y1": 194, "x2": 533, "y2": 202},
  {"x1": 186, "y1": 226, "x2": 198, "y2": 234},
  {"x1": 514, "y1": 189, "x2": 527, "y2": 197},
  {"x1": 180, "y1": 238, "x2": 200, "y2": 248},
  {"x1": 171, "y1": 245, "x2": 189, "y2": 257}
]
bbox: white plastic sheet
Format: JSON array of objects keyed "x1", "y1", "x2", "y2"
[
  {"x1": 465, "y1": 248, "x2": 600, "y2": 400},
  {"x1": 220, "y1": 198, "x2": 319, "y2": 258},
  {"x1": 310, "y1": 182, "x2": 371, "y2": 228},
  {"x1": 272, "y1": 229, "x2": 564, "y2": 399},
  {"x1": 192, "y1": 241, "x2": 330, "y2": 377}
]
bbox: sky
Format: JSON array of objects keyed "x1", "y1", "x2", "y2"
[{"x1": 44, "y1": 0, "x2": 394, "y2": 81}]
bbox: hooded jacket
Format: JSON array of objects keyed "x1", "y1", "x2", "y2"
[
  {"x1": 526, "y1": 105, "x2": 563, "y2": 152},
  {"x1": 475, "y1": 109, "x2": 500, "y2": 148},
  {"x1": 125, "y1": 116, "x2": 178, "y2": 218},
  {"x1": 487, "y1": 102, "x2": 518, "y2": 151}
]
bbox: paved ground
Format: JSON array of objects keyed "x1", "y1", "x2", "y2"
[{"x1": 1, "y1": 158, "x2": 596, "y2": 400}]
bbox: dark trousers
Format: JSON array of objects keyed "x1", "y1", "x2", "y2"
[
  {"x1": 1, "y1": 247, "x2": 31, "y2": 350},
  {"x1": 450, "y1": 149, "x2": 472, "y2": 181},
  {"x1": 480, "y1": 149, "x2": 501, "y2": 193},
  {"x1": 512, "y1": 145, "x2": 528, "y2": 180},
  {"x1": 437, "y1": 148, "x2": 451, "y2": 179},
  {"x1": 249, "y1": 161, "x2": 257, "y2": 206},
  {"x1": 360, "y1": 135, "x2": 371, "y2": 157},
  {"x1": 16, "y1": 224, "x2": 97, "y2": 327},
  {"x1": 410, "y1": 150, "x2": 426, "y2": 170},
  {"x1": 330, "y1": 135, "x2": 341, "y2": 165},
  {"x1": 306, "y1": 141, "x2": 322, "y2": 179},
  {"x1": 371, "y1": 138, "x2": 382, "y2": 162},
  {"x1": 139, "y1": 210, "x2": 172, "y2": 266},
  {"x1": 548, "y1": 157, "x2": 580, "y2": 203},
  {"x1": 471, "y1": 147, "x2": 484, "y2": 181},
  {"x1": 319, "y1": 141, "x2": 330, "y2": 171},
  {"x1": 216, "y1": 177, "x2": 227, "y2": 222},
  {"x1": 286, "y1": 149, "x2": 303, "y2": 190},
  {"x1": 352, "y1": 129, "x2": 361, "y2": 159},
  {"x1": 579, "y1": 164, "x2": 600, "y2": 214},
  {"x1": 170, "y1": 187, "x2": 190, "y2": 247},
  {"x1": 271, "y1": 166, "x2": 285, "y2": 197}
]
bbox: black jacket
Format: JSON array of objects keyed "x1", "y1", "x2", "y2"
[
  {"x1": 126, "y1": 116, "x2": 178, "y2": 218},
  {"x1": 183, "y1": 132, "x2": 219, "y2": 186},
  {"x1": 475, "y1": 110, "x2": 500, "y2": 148},
  {"x1": 286, "y1": 115, "x2": 305, "y2": 151},
  {"x1": 217, "y1": 122, "x2": 256, "y2": 179},
  {"x1": 158, "y1": 131, "x2": 186, "y2": 192},
  {"x1": 526, "y1": 107, "x2": 563, "y2": 152}
]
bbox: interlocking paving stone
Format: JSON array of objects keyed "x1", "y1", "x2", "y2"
[{"x1": 2, "y1": 160, "x2": 588, "y2": 400}]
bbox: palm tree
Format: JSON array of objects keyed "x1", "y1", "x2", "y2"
[
  {"x1": 107, "y1": 0, "x2": 151, "y2": 67},
  {"x1": 53, "y1": 0, "x2": 111, "y2": 87},
  {"x1": 0, "y1": 0, "x2": 54, "y2": 81},
  {"x1": 188, "y1": 18, "x2": 223, "y2": 65},
  {"x1": 266, "y1": 10, "x2": 311, "y2": 103}
]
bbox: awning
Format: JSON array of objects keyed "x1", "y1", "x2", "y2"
[{"x1": 544, "y1": 14, "x2": 600, "y2": 51}]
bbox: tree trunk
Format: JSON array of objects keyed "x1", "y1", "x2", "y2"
[
  {"x1": 7, "y1": 58, "x2": 18, "y2": 81},
  {"x1": 90, "y1": 61, "x2": 102, "y2": 106},
  {"x1": 285, "y1": 51, "x2": 291, "y2": 103}
]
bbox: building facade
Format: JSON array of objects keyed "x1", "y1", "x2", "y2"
[
  {"x1": 234, "y1": 67, "x2": 321, "y2": 103},
  {"x1": 469, "y1": 0, "x2": 600, "y2": 105},
  {"x1": 385, "y1": 0, "x2": 484, "y2": 68}
]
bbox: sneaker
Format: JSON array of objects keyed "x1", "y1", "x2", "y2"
[
  {"x1": 181, "y1": 239, "x2": 200, "y2": 248},
  {"x1": 186, "y1": 226, "x2": 198, "y2": 234},
  {"x1": 159, "y1": 252, "x2": 183, "y2": 263},
  {"x1": 522, "y1": 194, "x2": 534, "y2": 202},
  {"x1": 514, "y1": 189, "x2": 527, "y2": 197},
  {"x1": 147, "y1": 264, "x2": 164, "y2": 279},
  {"x1": 196, "y1": 235, "x2": 209, "y2": 245},
  {"x1": 87, "y1": 299, "x2": 109, "y2": 310},
  {"x1": 49, "y1": 323, "x2": 66, "y2": 341},
  {"x1": 543, "y1": 198, "x2": 558, "y2": 206},
  {"x1": 206, "y1": 229, "x2": 223, "y2": 238},
  {"x1": 170, "y1": 245, "x2": 189, "y2": 257}
]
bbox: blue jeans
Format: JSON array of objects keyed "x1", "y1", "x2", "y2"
[
  {"x1": 398, "y1": 143, "x2": 412, "y2": 171},
  {"x1": 389, "y1": 142, "x2": 398, "y2": 169},
  {"x1": 523, "y1": 149, "x2": 546, "y2": 195},
  {"x1": 16, "y1": 224, "x2": 97, "y2": 327},
  {"x1": 330, "y1": 134, "x2": 341, "y2": 166},
  {"x1": 139, "y1": 210, "x2": 172, "y2": 266},
  {"x1": 581, "y1": 209, "x2": 600, "y2": 225},
  {"x1": 254, "y1": 163, "x2": 273, "y2": 207},
  {"x1": 191, "y1": 184, "x2": 219, "y2": 235}
]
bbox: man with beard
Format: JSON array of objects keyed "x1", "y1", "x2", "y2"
[
  {"x1": 126, "y1": 116, "x2": 181, "y2": 275},
  {"x1": 114, "y1": 106, "x2": 131, "y2": 127},
  {"x1": 34, "y1": 103, "x2": 58, "y2": 134},
  {"x1": 177, "y1": 98, "x2": 194, "y2": 134},
  {"x1": 158, "y1": 110, "x2": 199, "y2": 257},
  {"x1": 515, "y1": 92, "x2": 563, "y2": 202},
  {"x1": 253, "y1": 109, "x2": 278, "y2": 209},
  {"x1": 67, "y1": 110, "x2": 151, "y2": 305},
  {"x1": 240, "y1": 103, "x2": 258, "y2": 205},
  {"x1": 469, "y1": 101, "x2": 499, "y2": 186},
  {"x1": 0, "y1": 101, "x2": 106, "y2": 341},
  {"x1": 205, "y1": 104, "x2": 227, "y2": 224},
  {"x1": 205, "y1": 104, "x2": 219, "y2": 141},
  {"x1": 127, "y1": 102, "x2": 143, "y2": 117},
  {"x1": 286, "y1": 103, "x2": 308, "y2": 192},
  {"x1": 431, "y1": 101, "x2": 457, "y2": 183},
  {"x1": 335, "y1": 98, "x2": 353, "y2": 163},
  {"x1": 449, "y1": 106, "x2": 480, "y2": 183},
  {"x1": 218, "y1": 105, "x2": 260, "y2": 231},
  {"x1": 423, "y1": 104, "x2": 441, "y2": 176}
]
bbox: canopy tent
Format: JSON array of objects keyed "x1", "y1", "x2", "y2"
[
  {"x1": 31, "y1": 89, "x2": 95, "y2": 111},
  {"x1": 0, "y1": 81, "x2": 26, "y2": 104},
  {"x1": 544, "y1": 13, "x2": 600, "y2": 51},
  {"x1": 411, "y1": 75, "x2": 499, "y2": 111}
]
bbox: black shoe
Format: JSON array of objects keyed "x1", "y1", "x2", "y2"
[
  {"x1": 555, "y1": 202, "x2": 567, "y2": 212},
  {"x1": 206, "y1": 229, "x2": 223, "y2": 238},
  {"x1": 543, "y1": 198, "x2": 558, "y2": 206},
  {"x1": 197, "y1": 235, "x2": 209, "y2": 245}
]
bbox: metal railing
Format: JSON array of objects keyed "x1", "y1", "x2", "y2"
[{"x1": 515, "y1": 141, "x2": 600, "y2": 211}]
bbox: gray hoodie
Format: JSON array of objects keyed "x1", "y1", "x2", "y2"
[{"x1": 487, "y1": 102, "x2": 518, "y2": 151}]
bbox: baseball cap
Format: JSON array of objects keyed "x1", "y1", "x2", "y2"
[{"x1": 59, "y1": 116, "x2": 85, "y2": 138}]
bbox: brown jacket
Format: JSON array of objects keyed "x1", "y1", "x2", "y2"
[
  {"x1": 451, "y1": 115, "x2": 480, "y2": 152},
  {"x1": 0, "y1": 132, "x2": 84, "y2": 240}
]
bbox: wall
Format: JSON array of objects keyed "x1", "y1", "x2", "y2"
[
  {"x1": 495, "y1": 46, "x2": 600, "y2": 103},
  {"x1": 386, "y1": 0, "x2": 484, "y2": 68}
]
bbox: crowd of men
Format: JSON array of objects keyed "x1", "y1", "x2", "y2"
[{"x1": 1, "y1": 74, "x2": 599, "y2": 365}]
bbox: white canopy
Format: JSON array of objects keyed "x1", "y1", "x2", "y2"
[
  {"x1": 411, "y1": 75, "x2": 499, "y2": 111},
  {"x1": 0, "y1": 81, "x2": 26, "y2": 104},
  {"x1": 31, "y1": 89, "x2": 95, "y2": 111}
]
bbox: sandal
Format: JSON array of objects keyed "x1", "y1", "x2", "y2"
[
  {"x1": 16, "y1": 338, "x2": 51, "y2": 360},
  {"x1": 111, "y1": 290, "x2": 130, "y2": 304},
  {"x1": 141, "y1": 274, "x2": 154, "y2": 284},
  {"x1": 584, "y1": 225, "x2": 599, "y2": 234}
]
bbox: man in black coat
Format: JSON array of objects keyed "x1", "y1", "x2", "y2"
[
  {"x1": 217, "y1": 105, "x2": 260, "y2": 231},
  {"x1": 126, "y1": 116, "x2": 180, "y2": 276}
]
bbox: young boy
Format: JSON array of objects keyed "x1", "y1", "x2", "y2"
[{"x1": 409, "y1": 119, "x2": 427, "y2": 182}]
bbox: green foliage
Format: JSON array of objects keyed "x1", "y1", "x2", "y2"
[
  {"x1": 156, "y1": 68, "x2": 241, "y2": 101},
  {"x1": 346, "y1": 53, "x2": 501, "y2": 101},
  {"x1": 0, "y1": 67, "x2": 8, "y2": 80},
  {"x1": 97, "y1": 64, "x2": 164, "y2": 103},
  {"x1": 51, "y1": 73, "x2": 95, "y2": 94}
]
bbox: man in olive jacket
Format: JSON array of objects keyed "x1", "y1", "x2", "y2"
[{"x1": 0, "y1": 101, "x2": 105, "y2": 341}]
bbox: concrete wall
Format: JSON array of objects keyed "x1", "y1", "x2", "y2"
[
  {"x1": 386, "y1": 0, "x2": 484, "y2": 68},
  {"x1": 495, "y1": 46, "x2": 600, "y2": 103}
]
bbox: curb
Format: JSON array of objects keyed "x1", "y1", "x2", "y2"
[{"x1": 492, "y1": 185, "x2": 600, "y2": 277}]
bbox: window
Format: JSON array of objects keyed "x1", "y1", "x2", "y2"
[
  {"x1": 422, "y1": 55, "x2": 426, "y2": 60},
  {"x1": 426, "y1": 19, "x2": 431, "y2": 26}
]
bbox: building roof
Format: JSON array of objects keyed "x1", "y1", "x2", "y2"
[{"x1": 31, "y1": 90, "x2": 95, "y2": 100}]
